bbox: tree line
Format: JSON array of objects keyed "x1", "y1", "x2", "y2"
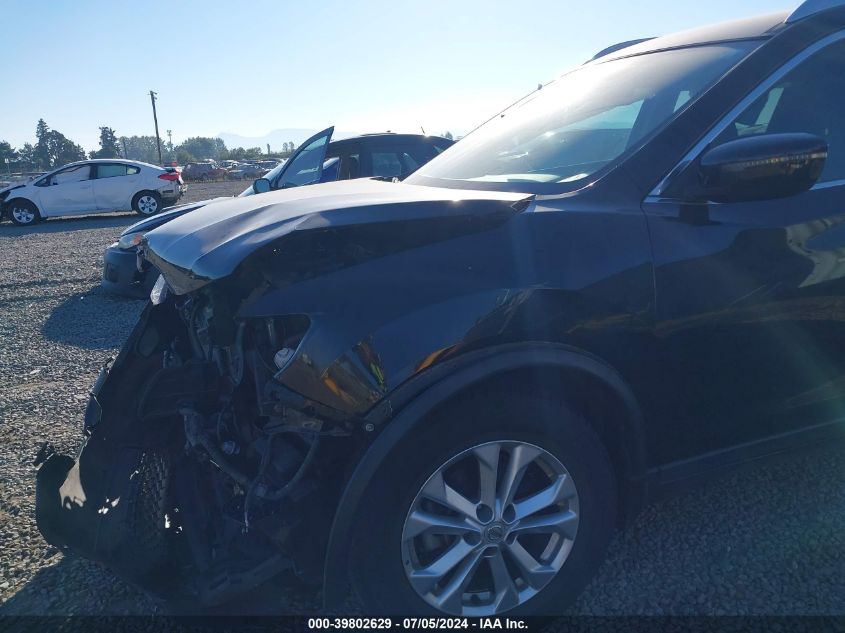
[{"x1": 0, "y1": 119, "x2": 300, "y2": 172}]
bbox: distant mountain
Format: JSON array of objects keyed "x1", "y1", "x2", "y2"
[{"x1": 217, "y1": 128, "x2": 359, "y2": 151}]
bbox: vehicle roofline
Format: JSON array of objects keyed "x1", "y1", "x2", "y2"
[
  {"x1": 787, "y1": 0, "x2": 845, "y2": 23},
  {"x1": 589, "y1": 37, "x2": 656, "y2": 61},
  {"x1": 335, "y1": 133, "x2": 452, "y2": 142}
]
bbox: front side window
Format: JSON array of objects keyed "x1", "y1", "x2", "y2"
[
  {"x1": 45, "y1": 164, "x2": 91, "y2": 186},
  {"x1": 711, "y1": 38, "x2": 845, "y2": 183},
  {"x1": 340, "y1": 152, "x2": 361, "y2": 180},
  {"x1": 406, "y1": 41, "x2": 759, "y2": 193},
  {"x1": 320, "y1": 156, "x2": 341, "y2": 182}
]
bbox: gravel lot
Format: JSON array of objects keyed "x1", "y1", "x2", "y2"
[{"x1": 0, "y1": 181, "x2": 843, "y2": 617}]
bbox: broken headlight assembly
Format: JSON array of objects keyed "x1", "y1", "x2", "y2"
[
  {"x1": 118, "y1": 231, "x2": 144, "y2": 250},
  {"x1": 150, "y1": 274, "x2": 170, "y2": 305}
]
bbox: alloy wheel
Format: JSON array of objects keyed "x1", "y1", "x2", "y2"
[
  {"x1": 11, "y1": 206, "x2": 35, "y2": 224},
  {"x1": 138, "y1": 195, "x2": 158, "y2": 215},
  {"x1": 401, "y1": 440, "x2": 580, "y2": 616}
]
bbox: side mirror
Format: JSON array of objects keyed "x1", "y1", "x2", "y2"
[
  {"x1": 252, "y1": 178, "x2": 271, "y2": 194},
  {"x1": 698, "y1": 133, "x2": 827, "y2": 203}
]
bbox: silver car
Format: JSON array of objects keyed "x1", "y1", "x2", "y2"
[{"x1": 0, "y1": 159, "x2": 186, "y2": 226}]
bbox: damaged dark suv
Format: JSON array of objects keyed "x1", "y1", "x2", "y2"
[{"x1": 36, "y1": 2, "x2": 845, "y2": 617}]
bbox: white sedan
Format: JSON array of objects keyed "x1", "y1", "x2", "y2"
[{"x1": 0, "y1": 159, "x2": 186, "y2": 226}]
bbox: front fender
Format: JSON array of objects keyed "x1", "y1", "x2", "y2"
[
  {"x1": 320, "y1": 341, "x2": 648, "y2": 608},
  {"x1": 6, "y1": 192, "x2": 41, "y2": 215},
  {"x1": 241, "y1": 208, "x2": 654, "y2": 417}
]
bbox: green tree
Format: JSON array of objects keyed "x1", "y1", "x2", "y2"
[
  {"x1": 227, "y1": 147, "x2": 246, "y2": 161},
  {"x1": 119, "y1": 136, "x2": 163, "y2": 164},
  {"x1": 176, "y1": 136, "x2": 227, "y2": 160},
  {"x1": 18, "y1": 143, "x2": 35, "y2": 170},
  {"x1": 34, "y1": 118, "x2": 51, "y2": 169},
  {"x1": 175, "y1": 148, "x2": 196, "y2": 165},
  {"x1": 0, "y1": 141, "x2": 17, "y2": 165},
  {"x1": 46, "y1": 130, "x2": 86, "y2": 166},
  {"x1": 442, "y1": 131, "x2": 454, "y2": 140},
  {"x1": 92, "y1": 126, "x2": 120, "y2": 158},
  {"x1": 175, "y1": 137, "x2": 227, "y2": 161}
]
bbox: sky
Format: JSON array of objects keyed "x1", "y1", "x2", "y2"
[{"x1": 2, "y1": 0, "x2": 789, "y2": 152}]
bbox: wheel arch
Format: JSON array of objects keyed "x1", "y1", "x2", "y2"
[
  {"x1": 322, "y1": 341, "x2": 648, "y2": 608},
  {"x1": 5, "y1": 196, "x2": 42, "y2": 221}
]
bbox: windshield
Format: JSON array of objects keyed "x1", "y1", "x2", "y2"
[{"x1": 406, "y1": 42, "x2": 758, "y2": 194}]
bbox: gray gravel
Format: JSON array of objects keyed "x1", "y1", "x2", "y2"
[{"x1": 0, "y1": 182, "x2": 843, "y2": 616}]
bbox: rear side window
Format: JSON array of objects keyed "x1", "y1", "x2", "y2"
[
  {"x1": 368, "y1": 143, "x2": 439, "y2": 178},
  {"x1": 96, "y1": 164, "x2": 129, "y2": 178},
  {"x1": 371, "y1": 151, "x2": 403, "y2": 178},
  {"x1": 127, "y1": 166, "x2": 140, "y2": 175}
]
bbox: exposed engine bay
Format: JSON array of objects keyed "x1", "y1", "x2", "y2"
[
  {"x1": 35, "y1": 287, "x2": 362, "y2": 607},
  {"x1": 33, "y1": 179, "x2": 531, "y2": 609}
]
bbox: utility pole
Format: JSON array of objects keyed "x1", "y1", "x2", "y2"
[
  {"x1": 166, "y1": 129, "x2": 173, "y2": 151},
  {"x1": 122, "y1": 138, "x2": 129, "y2": 159},
  {"x1": 149, "y1": 90, "x2": 163, "y2": 165}
]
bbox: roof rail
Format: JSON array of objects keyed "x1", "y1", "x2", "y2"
[{"x1": 786, "y1": 0, "x2": 845, "y2": 23}]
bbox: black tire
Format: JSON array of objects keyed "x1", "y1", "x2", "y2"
[
  {"x1": 132, "y1": 191, "x2": 162, "y2": 216},
  {"x1": 349, "y1": 389, "x2": 618, "y2": 616},
  {"x1": 7, "y1": 199, "x2": 41, "y2": 226},
  {"x1": 201, "y1": 173, "x2": 209, "y2": 182},
  {"x1": 119, "y1": 451, "x2": 171, "y2": 574}
]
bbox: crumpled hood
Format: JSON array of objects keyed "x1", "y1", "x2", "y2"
[
  {"x1": 120, "y1": 197, "x2": 231, "y2": 237},
  {"x1": 143, "y1": 178, "x2": 530, "y2": 294},
  {"x1": 0, "y1": 183, "x2": 26, "y2": 197}
]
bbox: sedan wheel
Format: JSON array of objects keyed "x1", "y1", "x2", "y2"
[
  {"x1": 8, "y1": 201, "x2": 40, "y2": 226},
  {"x1": 401, "y1": 440, "x2": 579, "y2": 616},
  {"x1": 133, "y1": 192, "x2": 162, "y2": 216}
]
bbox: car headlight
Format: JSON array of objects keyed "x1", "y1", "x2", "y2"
[{"x1": 117, "y1": 232, "x2": 144, "y2": 250}]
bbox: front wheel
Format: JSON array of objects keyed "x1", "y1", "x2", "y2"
[
  {"x1": 349, "y1": 390, "x2": 618, "y2": 616},
  {"x1": 132, "y1": 191, "x2": 162, "y2": 216},
  {"x1": 8, "y1": 199, "x2": 41, "y2": 226}
]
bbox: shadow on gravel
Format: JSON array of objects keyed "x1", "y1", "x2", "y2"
[
  {"x1": 0, "y1": 553, "x2": 322, "y2": 616},
  {"x1": 0, "y1": 214, "x2": 139, "y2": 236},
  {"x1": 0, "y1": 555, "x2": 160, "y2": 616},
  {"x1": 42, "y1": 285, "x2": 145, "y2": 350}
]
